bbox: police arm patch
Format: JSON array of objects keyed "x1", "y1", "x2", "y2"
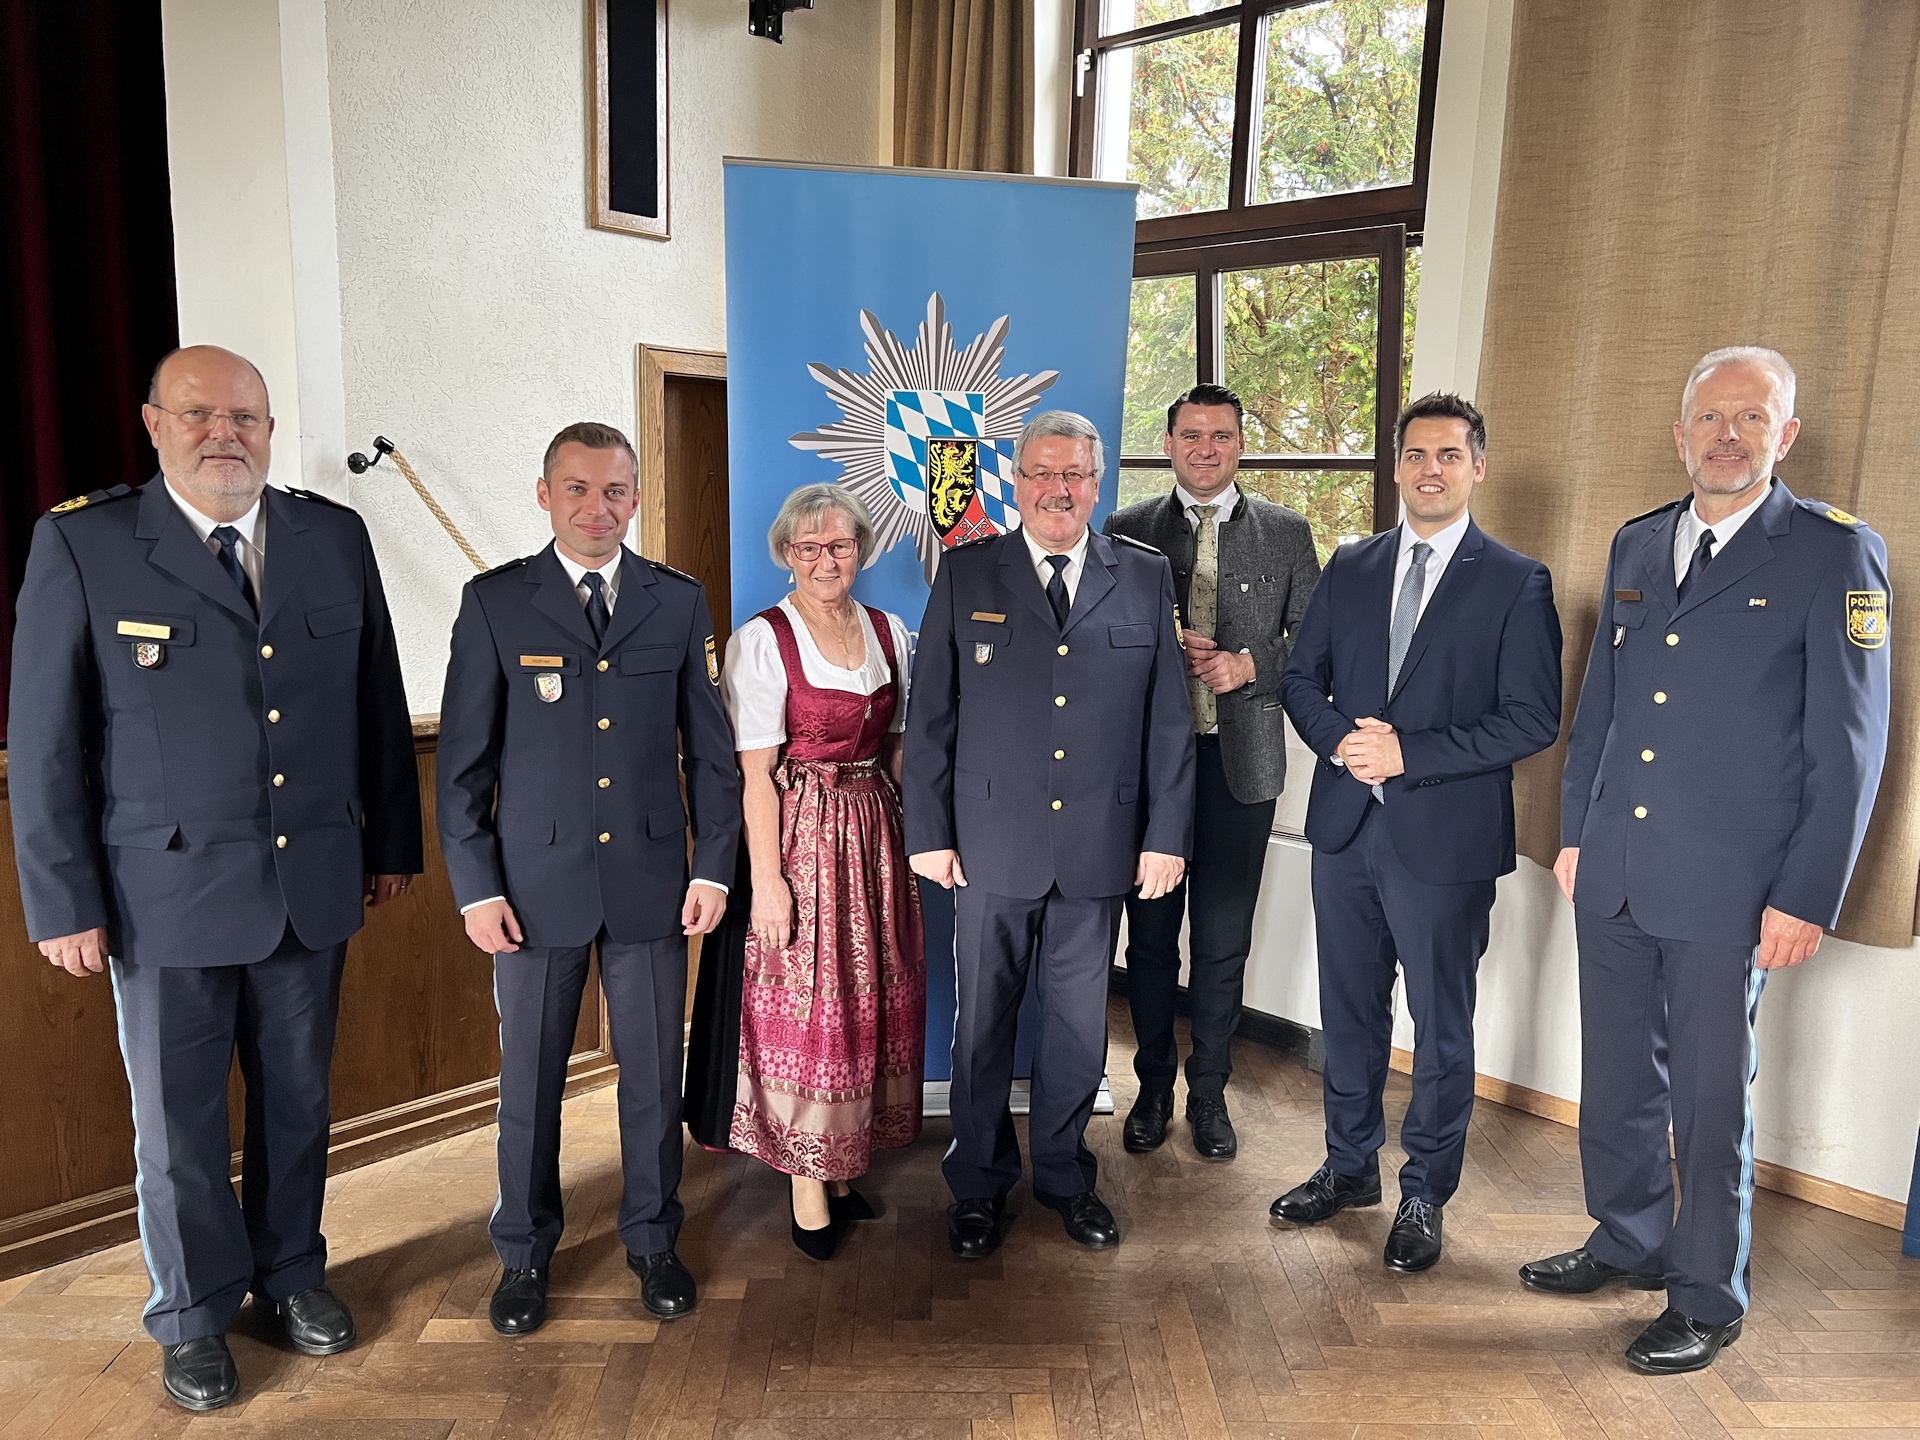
[
  {"x1": 1847, "y1": 590, "x2": 1888, "y2": 648},
  {"x1": 705, "y1": 634, "x2": 719, "y2": 684}
]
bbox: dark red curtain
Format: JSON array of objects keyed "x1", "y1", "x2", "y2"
[{"x1": 0, "y1": 0, "x2": 178, "y2": 743}]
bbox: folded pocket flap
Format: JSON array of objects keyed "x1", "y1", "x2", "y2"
[
  {"x1": 306, "y1": 601, "x2": 363, "y2": 638},
  {"x1": 956, "y1": 769, "x2": 991, "y2": 800},
  {"x1": 621, "y1": 646, "x2": 681, "y2": 675},
  {"x1": 1118, "y1": 782, "x2": 1138, "y2": 804},
  {"x1": 647, "y1": 803, "x2": 687, "y2": 839},
  {"x1": 1109, "y1": 623, "x2": 1153, "y2": 647},
  {"x1": 102, "y1": 818, "x2": 180, "y2": 850}
]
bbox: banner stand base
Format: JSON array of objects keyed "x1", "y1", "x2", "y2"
[{"x1": 920, "y1": 1079, "x2": 1115, "y2": 1120}]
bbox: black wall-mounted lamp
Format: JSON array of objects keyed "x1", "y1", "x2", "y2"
[{"x1": 748, "y1": 0, "x2": 813, "y2": 42}]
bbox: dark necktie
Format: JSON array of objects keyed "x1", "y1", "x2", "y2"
[
  {"x1": 211, "y1": 525, "x2": 258, "y2": 615},
  {"x1": 1677, "y1": 527, "x2": 1716, "y2": 603},
  {"x1": 1044, "y1": 554, "x2": 1071, "y2": 628},
  {"x1": 582, "y1": 570, "x2": 611, "y2": 642}
]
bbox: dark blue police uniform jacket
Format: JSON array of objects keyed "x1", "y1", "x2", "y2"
[
  {"x1": 1279, "y1": 519, "x2": 1563, "y2": 884},
  {"x1": 1562, "y1": 483, "x2": 1891, "y2": 943},
  {"x1": 436, "y1": 543, "x2": 741, "y2": 945},
  {"x1": 904, "y1": 529, "x2": 1195, "y2": 898},
  {"x1": 8, "y1": 478, "x2": 422, "y2": 966}
]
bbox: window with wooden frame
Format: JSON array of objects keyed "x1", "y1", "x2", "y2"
[{"x1": 1071, "y1": 0, "x2": 1443, "y2": 555}]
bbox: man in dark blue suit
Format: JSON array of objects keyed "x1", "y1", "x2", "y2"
[
  {"x1": 1523, "y1": 348, "x2": 1891, "y2": 1375},
  {"x1": 905, "y1": 410, "x2": 1195, "y2": 1259},
  {"x1": 1274, "y1": 393, "x2": 1562, "y2": 1273},
  {"x1": 8, "y1": 345, "x2": 422, "y2": 1411},
  {"x1": 437, "y1": 422, "x2": 740, "y2": 1335}
]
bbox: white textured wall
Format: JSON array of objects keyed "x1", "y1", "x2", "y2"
[{"x1": 322, "y1": 0, "x2": 882, "y2": 706}]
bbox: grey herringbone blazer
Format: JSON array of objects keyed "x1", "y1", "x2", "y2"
[{"x1": 1104, "y1": 488, "x2": 1320, "y2": 803}]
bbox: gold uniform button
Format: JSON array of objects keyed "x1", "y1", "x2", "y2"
[
  {"x1": 598, "y1": 777, "x2": 611, "y2": 788},
  {"x1": 1057, "y1": 644, "x2": 1069, "y2": 656},
  {"x1": 1634, "y1": 806, "x2": 1648, "y2": 819},
  {"x1": 1654, "y1": 691, "x2": 1668, "y2": 704},
  {"x1": 598, "y1": 831, "x2": 612, "y2": 843},
  {"x1": 260, "y1": 645, "x2": 273, "y2": 659},
  {"x1": 1051, "y1": 800, "x2": 1063, "y2": 811},
  {"x1": 1641, "y1": 749, "x2": 1655, "y2": 762},
  {"x1": 267, "y1": 709, "x2": 281, "y2": 723},
  {"x1": 1053, "y1": 749, "x2": 1065, "y2": 760},
  {"x1": 1665, "y1": 633, "x2": 1679, "y2": 646},
  {"x1": 272, "y1": 774, "x2": 285, "y2": 787},
  {"x1": 597, "y1": 660, "x2": 609, "y2": 672},
  {"x1": 598, "y1": 718, "x2": 611, "y2": 730},
  {"x1": 275, "y1": 835, "x2": 287, "y2": 848},
  {"x1": 1054, "y1": 695, "x2": 1066, "y2": 707}
]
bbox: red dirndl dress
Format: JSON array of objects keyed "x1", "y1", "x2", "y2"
[{"x1": 727, "y1": 605, "x2": 926, "y2": 1180}]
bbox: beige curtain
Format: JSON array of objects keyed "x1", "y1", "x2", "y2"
[
  {"x1": 1472, "y1": 1, "x2": 1920, "y2": 948},
  {"x1": 894, "y1": 0, "x2": 1034, "y2": 173}
]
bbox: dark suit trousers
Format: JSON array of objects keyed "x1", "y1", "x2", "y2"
[
  {"x1": 109, "y1": 933, "x2": 346, "y2": 1345},
  {"x1": 491, "y1": 932, "x2": 687, "y2": 1267},
  {"x1": 1311, "y1": 802, "x2": 1493, "y2": 1205},
  {"x1": 1123, "y1": 734, "x2": 1275, "y2": 1100},
  {"x1": 1576, "y1": 904, "x2": 1762, "y2": 1327},
  {"x1": 945, "y1": 885, "x2": 1123, "y2": 1200}
]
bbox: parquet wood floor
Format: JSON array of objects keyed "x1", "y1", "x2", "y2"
[{"x1": 4, "y1": 999, "x2": 1917, "y2": 1439}]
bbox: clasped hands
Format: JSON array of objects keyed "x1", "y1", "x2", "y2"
[
  {"x1": 1336, "y1": 716, "x2": 1404, "y2": 786},
  {"x1": 1182, "y1": 630, "x2": 1254, "y2": 695}
]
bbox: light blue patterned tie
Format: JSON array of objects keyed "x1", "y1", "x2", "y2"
[{"x1": 1387, "y1": 541, "x2": 1431, "y2": 695}]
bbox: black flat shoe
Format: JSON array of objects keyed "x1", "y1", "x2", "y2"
[
  {"x1": 947, "y1": 1196, "x2": 1005, "y2": 1259},
  {"x1": 1383, "y1": 1197, "x2": 1443, "y2": 1273},
  {"x1": 828, "y1": 1185, "x2": 877, "y2": 1222},
  {"x1": 278, "y1": 1286, "x2": 356, "y2": 1355},
  {"x1": 1625, "y1": 1307, "x2": 1742, "y2": 1374},
  {"x1": 161, "y1": 1335, "x2": 239, "y2": 1412},
  {"x1": 1123, "y1": 1089, "x2": 1174, "y2": 1153},
  {"x1": 1034, "y1": 1188, "x2": 1120, "y2": 1249},
  {"x1": 790, "y1": 1193, "x2": 840, "y2": 1261},
  {"x1": 1520, "y1": 1247, "x2": 1664, "y2": 1295},
  {"x1": 1269, "y1": 1163, "x2": 1382, "y2": 1224},
  {"x1": 489, "y1": 1267, "x2": 549, "y2": 1336},
  {"x1": 1186, "y1": 1095, "x2": 1238, "y2": 1160},
  {"x1": 625, "y1": 1248, "x2": 697, "y2": 1320}
]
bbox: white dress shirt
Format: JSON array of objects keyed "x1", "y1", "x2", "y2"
[
  {"x1": 1022, "y1": 525, "x2": 1092, "y2": 605},
  {"x1": 555, "y1": 547, "x2": 623, "y2": 611},
  {"x1": 724, "y1": 596, "x2": 911, "y2": 750},
  {"x1": 1673, "y1": 480, "x2": 1770, "y2": 586},
  {"x1": 1173, "y1": 480, "x2": 1241, "y2": 534},
  {"x1": 1391, "y1": 509, "x2": 1472, "y2": 631},
  {"x1": 166, "y1": 482, "x2": 265, "y2": 600}
]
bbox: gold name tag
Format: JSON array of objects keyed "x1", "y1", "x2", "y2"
[
  {"x1": 117, "y1": 621, "x2": 171, "y2": 640},
  {"x1": 970, "y1": 611, "x2": 1006, "y2": 623},
  {"x1": 1613, "y1": 590, "x2": 1641, "y2": 602},
  {"x1": 519, "y1": 654, "x2": 565, "y2": 668}
]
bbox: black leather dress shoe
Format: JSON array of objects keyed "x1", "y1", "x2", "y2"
[
  {"x1": 1383, "y1": 1197, "x2": 1443, "y2": 1273},
  {"x1": 161, "y1": 1335, "x2": 239, "y2": 1412},
  {"x1": 278, "y1": 1286, "x2": 356, "y2": 1355},
  {"x1": 947, "y1": 1197, "x2": 1005, "y2": 1259},
  {"x1": 1123, "y1": 1089, "x2": 1174, "y2": 1153},
  {"x1": 489, "y1": 1267, "x2": 549, "y2": 1336},
  {"x1": 1034, "y1": 1189, "x2": 1120, "y2": 1249},
  {"x1": 1519, "y1": 1247, "x2": 1664, "y2": 1295},
  {"x1": 626, "y1": 1248, "x2": 697, "y2": 1320},
  {"x1": 1269, "y1": 1164, "x2": 1382, "y2": 1224},
  {"x1": 1186, "y1": 1095, "x2": 1238, "y2": 1160},
  {"x1": 828, "y1": 1185, "x2": 877, "y2": 1222},
  {"x1": 1625, "y1": 1307, "x2": 1742, "y2": 1374}
]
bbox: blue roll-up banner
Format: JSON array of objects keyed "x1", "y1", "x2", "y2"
[{"x1": 722, "y1": 159, "x2": 1137, "y2": 1085}]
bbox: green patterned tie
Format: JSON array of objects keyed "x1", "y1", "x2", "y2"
[{"x1": 1188, "y1": 504, "x2": 1219, "y2": 732}]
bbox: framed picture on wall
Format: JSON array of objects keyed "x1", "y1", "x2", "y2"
[{"x1": 588, "y1": 0, "x2": 669, "y2": 239}]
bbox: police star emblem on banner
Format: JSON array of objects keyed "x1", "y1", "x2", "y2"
[{"x1": 789, "y1": 294, "x2": 1058, "y2": 582}]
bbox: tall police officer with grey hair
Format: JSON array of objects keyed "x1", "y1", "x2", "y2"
[
  {"x1": 437, "y1": 422, "x2": 740, "y2": 1336},
  {"x1": 8, "y1": 345, "x2": 421, "y2": 1412},
  {"x1": 906, "y1": 410, "x2": 1195, "y2": 1259},
  {"x1": 1524, "y1": 347, "x2": 1891, "y2": 1375}
]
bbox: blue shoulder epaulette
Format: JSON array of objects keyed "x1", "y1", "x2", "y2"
[
  {"x1": 1622, "y1": 497, "x2": 1687, "y2": 527},
  {"x1": 1109, "y1": 532, "x2": 1165, "y2": 556},
  {"x1": 946, "y1": 533, "x2": 997, "y2": 553},
  {"x1": 48, "y1": 483, "x2": 135, "y2": 516},
  {"x1": 285, "y1": 486, "x2": 355, "y2": 511},
  {"x1": 648, "y1": 559, "x2": 700, "y2": 585},
  {"x1": 475, "y1": 555, "x2": 530, "y2": 581},
  {"x1": 1797, "y1": 497, "x2": 1868, "y2": 530}
]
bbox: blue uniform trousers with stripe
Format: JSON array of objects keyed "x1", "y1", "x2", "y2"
[
  {"x1": 1576, "y1": 904, "x2": 1762, "y2": 1327},
  {"x1": 109, "y1": 933, "x2": 346, "y2": 1345}
]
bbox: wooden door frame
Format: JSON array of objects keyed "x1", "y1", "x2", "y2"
[{"x1": 635, "y1": 344, "x2": 726, "y2": 563}]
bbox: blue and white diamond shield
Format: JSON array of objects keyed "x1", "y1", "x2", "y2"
[{"x1": 882, "y1": 391, "x2": 1021, "y2": 542}]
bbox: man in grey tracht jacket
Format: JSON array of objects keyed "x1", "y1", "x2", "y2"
[{"x1": 1103, "y1": 384, "x2": 1321, "y2": 1160}]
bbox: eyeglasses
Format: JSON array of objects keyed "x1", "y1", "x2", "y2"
[
  {"x1": 150, "y1": 405, "x2": 270, "y2": 433},
  {"x1": 787, "y1": 539, "x2": 859, "y2": 562},
  {"x1": 1018, "y1": 468, "x2": 1094, "y2": 487}
]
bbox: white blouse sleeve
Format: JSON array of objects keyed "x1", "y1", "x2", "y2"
[
  {"x1": 722, "y1": 617, "x2": 789, "y2": 750},
  {"x1": 885, "y1": 611, "x2": 912, "y2": 733}
]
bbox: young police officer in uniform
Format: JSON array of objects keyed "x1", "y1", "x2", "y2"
[
  {"x1": 437, "y1": 422, "x2": 740, "y2": 1335},
  {"x1": 1526, "y1": 348, "x2": 1892, "y2": 1374}
]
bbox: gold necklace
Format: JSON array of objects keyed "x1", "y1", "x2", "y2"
[{"x1": 798, "y1": 597, "x2": 861, "y2": 668}]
